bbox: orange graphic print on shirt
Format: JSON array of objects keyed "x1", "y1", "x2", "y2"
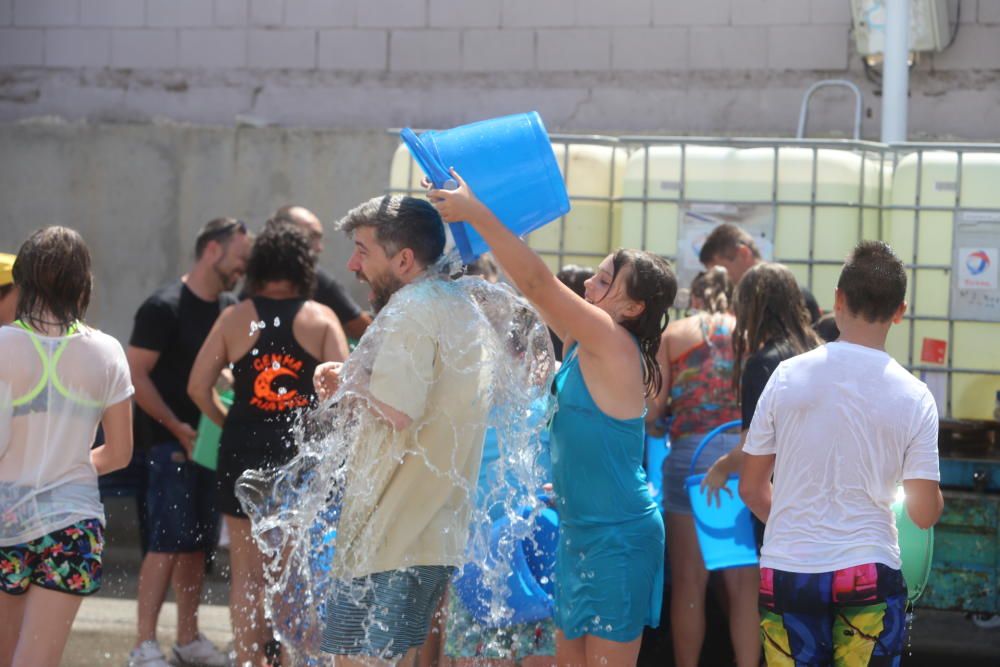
[{"x1": 251, "y1": 353, "x2": 310, "y2": 412}]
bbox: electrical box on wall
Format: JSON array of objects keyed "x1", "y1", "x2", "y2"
[{"x1": 851, "y1": 0, "x2": 953, "y2": 55}]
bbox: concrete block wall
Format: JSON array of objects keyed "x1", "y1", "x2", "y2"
[
  {"x1": 0, "y1": 1, "x2": 999, "y2": 137},
  {"x1": 0, "y1": 121, "x2": 396, "y2": 341}
]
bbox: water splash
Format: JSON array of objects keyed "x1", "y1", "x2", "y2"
[{"x1": 237, "y1": 261, "x2": 555, "y2": 666}]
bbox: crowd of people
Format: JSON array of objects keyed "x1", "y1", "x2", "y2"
[{"x1": 0, "y1": 179, "x2": 943, "y2": 667}]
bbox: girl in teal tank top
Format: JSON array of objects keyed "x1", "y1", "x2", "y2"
[
  {"x1": 427, "y1": 170, "x2": 678, "y2": 667},
  {"x1": 549, "y1": 342, "x2": 665, "y2": 645}
]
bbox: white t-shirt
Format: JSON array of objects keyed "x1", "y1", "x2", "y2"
[
  {"x1": 743, "y1": 341, "x2": 940, "y2": 573},
  {"x1": 0, "y1": 324, "x2": 134, "y2": 545}
]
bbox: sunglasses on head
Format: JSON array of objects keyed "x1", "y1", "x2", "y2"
[{"x1": 201, "y1": 219, "x2": 248, "y2": 244}]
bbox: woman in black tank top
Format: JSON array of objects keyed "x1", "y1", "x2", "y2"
[
  {"x1": 188, "y1": 224, "x2": 349, "y2": 667},
  {"x1": 218, "y1": 295, "x2": 321, "y2": 516}
]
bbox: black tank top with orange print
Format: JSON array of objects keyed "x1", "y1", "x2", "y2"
[{"x1": 225, "y1": 297, "x2": 320, "y2": 427}]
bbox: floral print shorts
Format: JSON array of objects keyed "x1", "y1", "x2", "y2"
[{"x1": 0, "y1": 518, "x2": 104, "y2": 596}]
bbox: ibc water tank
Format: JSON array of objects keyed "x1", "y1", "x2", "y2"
[
  {"x1": 618, "y1": 144, "x2": 885, "y2": 312},
  {"x1": 885, "y1": 150, "x2": 1000, "y2": 420},
  {"x1": 525, "y1": 142, "x2": 626, "y2": 272},
  {"x1": 389, "y1": 140, "x2": 624, "y2": 273}
]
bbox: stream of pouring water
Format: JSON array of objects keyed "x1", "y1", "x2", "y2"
[{"x1": 237, "y1": 258, "x2": 556, "y2": 666}]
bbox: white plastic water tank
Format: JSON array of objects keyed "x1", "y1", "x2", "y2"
[
  {"x1": 885, "y1": 149, "x2": 1000, "y2": 420},
  {"x1": 618, "y1": 144, "x2": 885, "y2": 312},
  {"x1": 525, "y1": 142, "x2": 626, "y2": 272}
]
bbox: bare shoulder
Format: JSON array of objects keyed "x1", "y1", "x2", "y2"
[
  {"x1": 220, "y1": 300, "x2": 254, "y2": 327},
  {"x1": 299, "y1": 300, "x2": 340, "y2": 328}
]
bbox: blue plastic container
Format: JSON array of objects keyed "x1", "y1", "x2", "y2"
[
  {"x1": 644, "y1": 432, "x2": 671, "y2": 508},
  {"x1": 453, "y1": 506, "x2": 559, "y2": 627},
  {"x1": 685, "y1": 420, "x2": 758, "y2": 571},
  {"x1": 400, "y1": 112, "x2": 571, "y2": 263}
]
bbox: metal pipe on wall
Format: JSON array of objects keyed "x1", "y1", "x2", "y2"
[{"x1": 881, "y1": 0, "x2": 911, "y2": 143}]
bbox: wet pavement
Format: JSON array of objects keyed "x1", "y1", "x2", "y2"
[{"x1": 57, "y1": 497, "x2": 999, "y2": 666}]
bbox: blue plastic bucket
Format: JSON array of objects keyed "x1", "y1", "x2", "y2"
[
  {"x1": 684, "y1": 420, "x2": 758, "y2": 571},
  {"x1": 400, "y1": 112, "x2": 571, "y2": 263},
  {"x1": 453, "y1": 506, "x2": 559, "y2": 626}
]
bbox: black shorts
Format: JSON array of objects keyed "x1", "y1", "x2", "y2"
[{"x1": 216, "y1": 422, "x2": 297, "y2": 518}]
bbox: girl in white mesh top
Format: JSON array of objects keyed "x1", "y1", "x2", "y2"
[{"x1": 0, "y1": 227, "x2": 134, "y2": 667}]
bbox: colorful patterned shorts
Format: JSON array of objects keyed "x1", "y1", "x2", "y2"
[
  {"x1": 759, "y1": 563, "x2": 907, "y2": 667},
  {"x1": 444, "y1": 585, "x2": 557, "y2": 660},
  {"x1": 0, "y1": 519, "x2": 104, "y2": 596}
]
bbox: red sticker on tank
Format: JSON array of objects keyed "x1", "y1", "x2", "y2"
[{"x1": 920, "y1": 338, "x2": 947, "y2": 365}]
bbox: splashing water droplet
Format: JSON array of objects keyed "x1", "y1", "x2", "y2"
[
  {"x1": 234, "y1": 268, "x2": 557, "y2": 663},
  {"x1": 251, "y1": 348, "x2": 259, "y2": 356},
  {"x1": 272, "y1": 360, "x2": 281, "y2": 370},
  {"x1": 273, "y1": 316, "x2": 281, "y2": 327},
  {"x1": 278, "y1": 387, "x2": 288, "y2": 396}
]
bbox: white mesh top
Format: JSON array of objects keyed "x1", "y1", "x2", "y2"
[{"x1": 0, "y1": 322, "x2": 133, "y2": 545}]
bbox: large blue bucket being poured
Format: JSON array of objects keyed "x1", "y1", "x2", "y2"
[
  {"x1": 400, "y1": 112, "x2": 571, "y2": 263},
  {"x1": 684, "y1": 420, "x2": 759, "y2": 571},
  {"x1": 453, "y1": 505, "x2": 559, "y2": 627}
]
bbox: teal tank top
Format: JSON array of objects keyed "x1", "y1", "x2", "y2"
[{"x1": 549, "y1": 343, "x2": 657, "y2": 526}]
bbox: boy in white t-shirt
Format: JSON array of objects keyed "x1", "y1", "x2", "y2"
[{"x1": 739, "y1": 241, "x2": 943, "y2": 666}]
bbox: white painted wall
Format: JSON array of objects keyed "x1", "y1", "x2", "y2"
[{"x1": 0, "y1": 0, "x2": 998, "y2": 139}]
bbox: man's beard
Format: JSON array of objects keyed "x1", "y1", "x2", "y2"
[
  {"x1": 213, "y1": 261, "x2": 238, "y2": 291},
  {"x1": 364, "y1": 272, "x2": 404, "y2": 313}
]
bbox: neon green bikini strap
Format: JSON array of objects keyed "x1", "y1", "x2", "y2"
[{"x1": 11, "y1": 320, "x2": 100, "y2": 408}]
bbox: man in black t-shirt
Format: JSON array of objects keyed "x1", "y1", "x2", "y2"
[
  {"x1": 271, "y1": 205, "x2": 373, "y2": 339},
  {"x1": 699, "y1": 223, "x2": 821, "y2": 324},
  {"x1": 125, "y1": 218, "x2": 250, "y2": 667}
]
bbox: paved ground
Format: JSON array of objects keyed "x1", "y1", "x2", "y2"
[{"x1": 56, "y1": 497, "x2": 1000, "y2": 666}]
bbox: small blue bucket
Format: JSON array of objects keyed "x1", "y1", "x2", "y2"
[
  {"x1": 453, "y1": 505, "x2": 559, "y2": 626},
  {"x1": 400, "y1": 112, "x2": 571, "y2": 263},
  {"x1": 684, "y1": 420, "x2": 758, "y2": 571}
]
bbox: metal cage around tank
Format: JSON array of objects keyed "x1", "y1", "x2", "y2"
[{"x1": 387, "y1": 131, "x2": 1000, "y2": 422}]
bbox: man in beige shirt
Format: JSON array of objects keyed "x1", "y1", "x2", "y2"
[{"x1": 313, "y1": 195, "x2": 492, "y2": 666}]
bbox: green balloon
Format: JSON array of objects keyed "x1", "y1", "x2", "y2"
[{"x1": 892, "y1": 487, "x2": 934, "y2": 604}]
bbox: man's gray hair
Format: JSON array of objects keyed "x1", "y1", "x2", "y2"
[{"x1": 336, "y1": 195, "x2": 446, "y2": 268}]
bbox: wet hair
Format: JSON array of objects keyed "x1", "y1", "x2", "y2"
[
  {"x1": 195, "y1": 217, "x2": 248, "y2": 259},
  {"x1": 732, "y1": 262, "x2": 820, "y2": 392},
  {"x1": 837, "y1": 240, "x2": 907, "y2": 323},
  {"x1": 336, "y1": 195, "x2": 446, "y2": 268},
  {"x1": 814, "y1": 312, "x2": 840, "y2": 343},
  {"x1": 465, "y1": 254, "x2": 500, "y2": 282},
  {"x1": 607, "y1": 249, "x2": 678, "y2": 397},
  {"x1": 689, "y1": 266, "x2": 732, "y2": 315},
  {"x1": 556, "y1": 264, "x2": 595, "y2": 299},
  {"x1": 13, "y1": 226, "x2": 93, "y2": 331},
  {"x1": 245, "y1": 224, "x2": 316, "y2": 298},
  {"x1": 698, "y1": 223, "x2": 761, "y2": 265}
]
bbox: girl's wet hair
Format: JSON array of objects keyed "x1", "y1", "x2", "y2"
[
  {"x1": 731, "y1": 262, "x2": 820, "y2": 393},
  {"x1": 690, "y1": 266, "x2": 733, "y2": 315},
  {"x1": 608, "y1": 248, "x2": 678, "y2": 397},
  {"x1": 13, "y1": 226, "x2": 93, "y2": 332},
  {"x1": 245, "y1": 223, "x2": 317, "y2": 298}
]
